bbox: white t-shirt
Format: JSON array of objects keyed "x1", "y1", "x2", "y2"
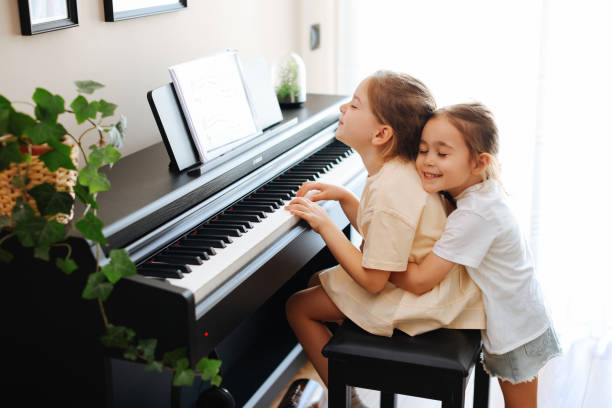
[{"x1": 433, "y1": 179, "x2": 551, "y2": 354}]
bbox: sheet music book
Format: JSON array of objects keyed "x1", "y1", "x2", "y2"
[{"x1": 169, "y1": 50, "x2": 261, "y2": 162}]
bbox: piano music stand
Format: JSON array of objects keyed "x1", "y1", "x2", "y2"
[
  {"x1": 147, "y1": 83, "x2": 201, "y2": 175},
  {"x1": 147, "y1": 83, "x2": 297, "y2": 177}
]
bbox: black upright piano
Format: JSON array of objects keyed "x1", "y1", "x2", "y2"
[{"x1": 2, "y1": 94, "x2": 366, "y2": 407}]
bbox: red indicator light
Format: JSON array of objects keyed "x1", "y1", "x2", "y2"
[{"x1": 204, "y1": 332, "x2": 209, "y2": 336}]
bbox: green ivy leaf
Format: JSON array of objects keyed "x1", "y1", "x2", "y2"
[
  {"x1": 82, "y1": 271, "x2": 113, "y2": 301},
  {"x1": 172, "y1": 358, "x2": 195, "y2": 387},
  {"x1": 8, "y1": 111, "x2": 36, "y2": 138},
  {"x1": 138, "y1": 339, "x2": 157, "y2": 362},
  {"x1": 162, "y1": 347, "x2": 187, "y2": 367},
  {"x1": 56, "y1": 257, "x2": 78, "y2": 274},
  {"x1": 74, "y1": 184, "x2": 99, "y2": 210},
  {"x1": 124, "y1": 345, "x2": 138, "y2": 361},
  {"x1": 145, "y1": 360, "x2": 164, "y2": 373},
  {"x1": 76, "y1": 212, "x2": 107, "y2": 245},
  {"x1": 196, "y1": 358, "x2": 222, "y2": 381},
  {"x1": 0, "y1": 141, "x2": 24, "y2": 171},
  {"x1": 28, "y1": 182, "x2": 74, "y2": 216},
  {"x1": 38, "y1": 219, "x2": 65, "y2": 246},
  {"x1": 210, "y1": 374, "x2": 222, "y2": 387},
  {"x1": 100, "y1": 324, "x2": 135, "y2": 349},
  {"x1": 98, "y1": 99, "x2": 117, "y2": 118},
  {"x1": 70, "y1": 95, "x2": 98, "y2": 124},
  {"x1": 78, "y1": 164, "x2": 110, "y2": 194},
  {"x1": 39, "y1": 138, "x2": 76, "y2": 171},
  {"x1": 11, "y1": 198, "x2": 35, "y2": 223},
  {"x1": 0, "y1": 106, "x2": 11, "y2": 135},
  {"x1": 0, "y1": 215, "x2": 10, "y2": 229},
  {"x1": 34, "y1": 244, "x2": 50, "y2": 261},
  {"x1": 0, "y1": 247, "x2": 14, "y2": 263},
  {"x1": 25, "y1": 121, "x2": 67, "y2": 145},
  {"x1": 32, "y1": 88, "x2": 65, "y2": 124},
  {"x1": 101, "y1": 249, "x2": 136, "y2": 283},
  {"x1": 89, "y1": 145, "x2": 120, "y2": 168},
  {"x1": 0, "y1": 94, "x2": 11, "y2": 109},
  {"x1": 13, "y1": 212, "x2": 44, "y2": 247},
  {"x1": 75, "y1": 80, "x2": 105, "y2": 95}
]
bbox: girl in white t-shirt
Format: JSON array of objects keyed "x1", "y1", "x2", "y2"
[{"x1": 390, "y1": 103, "x2": 561, "y2": 408}]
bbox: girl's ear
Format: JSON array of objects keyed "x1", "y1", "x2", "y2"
[
  {"x1": 372, "y1": 125, "x2": 394, "y2": 147},
  {"x1": 471, "y1": 152, "x2": 491, "y2": 176}
]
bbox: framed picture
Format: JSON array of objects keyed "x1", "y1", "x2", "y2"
[
  {"x1": 104, "y1": 0, "x2": 187, "y2": 22},
  {"x1": 18, "y1": 0, "x2": 78, "y2": 35}
]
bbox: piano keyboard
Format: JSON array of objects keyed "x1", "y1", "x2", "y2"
[{"x1": 137, "y1": 140, "x2": 365, "y2": 304}]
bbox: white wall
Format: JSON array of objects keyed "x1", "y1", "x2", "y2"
[
  {"x1": 298, "y1": 0, "x2": 338, "y2": 94},
  {"x1": 0, "y1": 1, "x2": 300, "y2": 157}
]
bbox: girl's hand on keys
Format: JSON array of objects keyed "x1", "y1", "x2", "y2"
[
  {"x1": 285, "y1": 197, "x2": 334, "y2": 234},
  {"x1": 296, "y1": 181, "x2": 348, "y2": 203}
]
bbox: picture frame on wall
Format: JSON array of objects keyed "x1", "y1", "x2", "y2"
[
  {"x1": 18, "y1": 0, "x2": 78, "y2": 35},
  {"x1": 104, "y1": 0, "x2": 187, "y2": 22}
]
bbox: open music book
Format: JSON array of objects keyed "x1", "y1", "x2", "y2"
[{"x1": 169, "y1": 50, "x2": 262, "y2": 162}]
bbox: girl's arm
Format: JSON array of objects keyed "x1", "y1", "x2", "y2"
[
  {"x1": 296, "y1": 182, "x2": 360, "y2": 230},
  {"x1": 389, "y1": 252, "x2": 455, "y2": 295},
  {"x1": 286, "y1": 197, "x2": 390, "y2": 294}
]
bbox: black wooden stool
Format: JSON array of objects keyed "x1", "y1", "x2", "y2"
[{"x1": 322, "y1": 320, "x2": 489, "y2": 407}]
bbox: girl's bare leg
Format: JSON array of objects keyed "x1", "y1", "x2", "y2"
[
  {"x1": 498, "y1": 377, "x2": 538, "y2": 408},
  {"x1": 286, "y1": 285, "x2": 345, "y2": 386}
]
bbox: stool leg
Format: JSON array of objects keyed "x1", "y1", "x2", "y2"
[
  {"x1": 380, "y1": 391, "x2": 397, "y2": 408},
  {"x1": 473, "y1": 359, "x2": 490, "y2": 408},
  {"x1": 328, "y1": 361, "x2": 350, "y2": 408},
  {"x1": 442, "y1": 377, "x2": 465, "y2": 408}
]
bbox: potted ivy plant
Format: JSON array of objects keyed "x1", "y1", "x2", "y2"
[{"x1": 0, "y1": 81, "x2": 222, "y2": 396}]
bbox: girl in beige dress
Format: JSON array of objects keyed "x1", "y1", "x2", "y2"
[{"x1": 284, "y1": 71, "x2": 485, "y2": 390}]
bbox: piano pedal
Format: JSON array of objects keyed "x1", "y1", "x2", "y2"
[{"x1": 197, "y1": 386, "x2": 235, "y2": 408}]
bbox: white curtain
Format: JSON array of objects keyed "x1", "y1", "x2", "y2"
[{"x1": 338, "y1": 1, "x2": 612, "y2": 405}]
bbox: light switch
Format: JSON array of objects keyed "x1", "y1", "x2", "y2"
[{"x1": 310, "y1": 23, "x2": 320, "y2": 50}]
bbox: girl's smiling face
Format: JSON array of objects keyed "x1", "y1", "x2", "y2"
[
  {"x1": 416, "y1": 115, "x2": 483, "y2": 197},
  {"x1": 335, "y1": 78, "x2": 382, "y2": 153}
]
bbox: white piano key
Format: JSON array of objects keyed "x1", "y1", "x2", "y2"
[{"x1": 166, "y1": 151, "x2": 365, "y2": 304}]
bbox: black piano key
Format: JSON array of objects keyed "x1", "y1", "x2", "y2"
[
  {"x1": 285, "y1": 171, "x2": 320, "y2": 178},
  {"x1": 261, "y1": 184, "x2": 300, "y2": 191},
  {"x1": 143, "y1": 262, "x2": 192, "y2": 273},
  {"x1": 230, "y1": 204, "x2": 275, "y2": 213},
  {"x1": 207, "y1": 219, "x2": 253, "y2": 230},
  {"x1": 252, "y1": 192, "x2": 292, "y2": 201},
  {"x1": 153, "y1": 254, "x2": 203, "y2": 265},
  {"x1": 239, "y1": 199, "x2": 281, "y2": 209},
  {"x1": 226, "y1": 209, "x2": 267, "y2": 219},
  {"x1": 164, "y1": 247, "x2": 210, "y2": 261},
  {"x1": 219, "y1": 213, "x2": 261, "y2": 223},
  {"x1": 276, "y1": 176, "x2": 311, "y2": 183},
  {"x1": 172, "y1": 241, "x2": 218, "y2": 255},
  {"x1": 188, "y1": 231, "x2": 233, "y2": 243},
  {"x1": 138, "y1": 266, "x2": 183, "y2": 279},
  {"x1": 183, "y1": 237, "x2": 227, "y2": 248},
  {"x1": 195, "y1": 226, "x2": 243, "y2": 237}
]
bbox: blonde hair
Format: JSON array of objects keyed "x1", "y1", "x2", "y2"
[
  {"x1": 434, "y1": 103, "x2": 501, "y2": 181},
  {"x1": 367, "y1": 70, "x2": 436, "y2": 161}
]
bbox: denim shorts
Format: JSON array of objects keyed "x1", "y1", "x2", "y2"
[{"x1": 481, "y1": 326, "x2": 562, "y2": 384}]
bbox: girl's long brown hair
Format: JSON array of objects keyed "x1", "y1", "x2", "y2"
[{"x1": 367, "y1": 71, "x2": 436, "y2": 161}]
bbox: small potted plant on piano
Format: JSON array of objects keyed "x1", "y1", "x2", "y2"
[{"x1": 0, "y1": 81, "x2": 222, "y2": 388}]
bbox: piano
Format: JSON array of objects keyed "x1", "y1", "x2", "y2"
[{"x1": 2, "y1": 94, "x2": 367, "y2": 407}]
